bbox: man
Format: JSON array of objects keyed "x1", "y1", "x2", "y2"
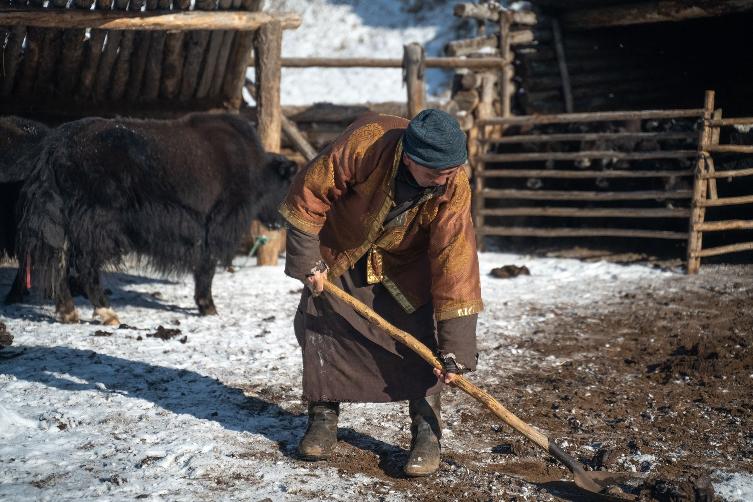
[{"x1": 279, "y1": 108, "x2": 482, "y2": 476}]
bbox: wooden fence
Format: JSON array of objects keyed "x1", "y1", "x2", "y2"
[
  {"x1": 473, "y1": 90, "x2": 753, "y2": 272},
  {"x1": 687, "y1": 90, "x2": 753, "y2": 272}
]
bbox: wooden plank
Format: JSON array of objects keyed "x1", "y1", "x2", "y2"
[
  {"x1": 478, "y1": 169, "x2": 693, "y2": 179},
  {"x1": 481, "y1": 226, "x2": 689, "y2": 239},
  {"x1": 210, "y1": 30, "x2": 236, "y2": 98},
  {"x1": 480, "y1": 150, "x2": 698, "y2": 162},
  {"x1": 480, "y1": 207, "x2": 690, "y2": 218},
  {"x1": 159, "y1": 31, "x2": 184, "y2": 100},
  {"x1": 0, "y1": 26, "x2": 24, "y2": 96},
  {"x1": 697, "y1": 194, "x2": 753, "y2": 208},
  {"x1": 0, "y1": 10, "x2": 302, "y2": 30},
  {"x1": 698, "y1": 241, "x2": 753, "y2": 258},
  {"x1": 709, "y1": 117, "x2": 753, "y2": 126},
  {"x1": 483, "y1": 131, "x2": 697, "y2": 144},
  {"x1": 551, "y1": 18, "x2": 572, "y2": 113},
  {"x1": 77, "y1": 29, "x2": 106, "y2": 101},
  {"x1": 478, "y1": 109, "x2": 704, "y2": 126},
  {"x1": 702, "y1": 167, "x2": 753, "y2": 179},
  {"x1": 697, "y1": 220, "x2": 753, "y2": 232},
  {"x1": 482, "y1": 189, "x2": 692, "y2": 201},
  {"x1": 705, "y1": 144, "x2": 753, "y2": 154}
]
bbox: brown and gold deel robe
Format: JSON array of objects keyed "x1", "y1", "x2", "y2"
[{"x1": 280, "y1": 112, "x2": 483, "y2": 403}]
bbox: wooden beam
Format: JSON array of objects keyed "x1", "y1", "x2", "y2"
[
  {"x1": 483, "y1": 131, "x2": 697, "y2": 144},
  {"x1": 404, "y1": 43, "x2": 426, "y2": 119},
  {"x1": 267, "y1": 57, "x2": 508, "y2": 69},
  {"x1": 562, "y1": 0, "x2": 753, "y2": 30},
  {"x1": 478, "y1": 169, "x2": 693, "y2": 178},
  {"x1": 480, "y1": 207, "x2": 690, "y2": 218},
  {"x1": 479, "y1": 150, "x2": 697, "y2": 162},
  {"x1": 0, "y1": 10, "x2": 302, "y2": 30},
  {"x1": 698, "y1": 241, "x2": 753, "y2": 258},
  {"x1": 482, "y1": 226, "x2": 688, "y2": 239},
  {"x1": 254, "y1": 19, "x2": 283, "y2": 150},
  {"x1": 482, "y1": 188, "x2": 692, "y2": 201},
  {"x1": 478, "y1": 109, "x2": 704, "y2": 126},
  {"x1": 551, "y1": 18, "x2": 573, "y2": 113}
]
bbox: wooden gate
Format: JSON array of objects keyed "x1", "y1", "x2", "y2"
[{"x1": 687, "y1": 91, "x2": 753, "y2": 272}]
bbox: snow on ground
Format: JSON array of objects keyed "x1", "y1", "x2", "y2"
[
  {"x1": 247, "y1": 0, "x2": 462, "y2": 105},
  {"x1": 0, "y1": 252, "x2": 692, "y2": 501}
]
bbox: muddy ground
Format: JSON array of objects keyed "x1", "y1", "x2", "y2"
[{"x1": 257, "y1": 265, "x2": 752, "y2": 501}]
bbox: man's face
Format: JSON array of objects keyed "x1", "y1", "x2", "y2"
[{"x1": 403, "y1": 154, "x2": 463, "y2": 187}]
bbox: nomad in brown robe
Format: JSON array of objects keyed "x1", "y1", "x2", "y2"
[{"x1": 280, "y1": 112, "x2": 483, "y2": 403}]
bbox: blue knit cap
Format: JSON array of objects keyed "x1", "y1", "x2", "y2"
[{"x1": 403, "y1": 109, "x2": 468, "y2": 169}]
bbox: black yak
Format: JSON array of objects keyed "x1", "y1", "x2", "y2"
[
  {"x1": 1, "y1": 116, "x2": 50, "y2": 304},
  {"x1": 16, "y1": 112, "x2": 296, "y2": 325}
]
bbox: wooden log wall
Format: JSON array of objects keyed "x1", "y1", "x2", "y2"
[
  {"x1": 0, "y1": 1, "x2": 276, "y2": 115},
  {"x1": 513, "y1": 8, "x2": 753, "y2": 115}
]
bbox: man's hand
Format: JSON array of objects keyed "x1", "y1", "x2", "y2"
[
  {"x1": 305, "y1": 260, "x2": 329, "y2": 296},
  {"x1": 433, "y1": 367, "x2": 458, "y2": 384},
  {"x1": 306, "y1": 268, "x2": 328, "y2": 296}
]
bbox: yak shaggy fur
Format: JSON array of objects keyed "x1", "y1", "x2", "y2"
[{"x1": 16, "y1": 112, "x2": 296, "y2": 322}]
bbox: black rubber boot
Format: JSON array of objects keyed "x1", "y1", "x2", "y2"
[
  {"x1": 403, "y1": 393, "x2": 442, "y2": 477},
  {"x1": 298, "y1": 401, "x2": 340, "y2": 460}
]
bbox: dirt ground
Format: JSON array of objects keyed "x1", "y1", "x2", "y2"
[{"x1": 260, "y1": 264, "x2": 752, "y2": 501}]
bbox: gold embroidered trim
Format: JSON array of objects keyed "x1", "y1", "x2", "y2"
[
  {"x1": 434, "y1": 300, "x2": 484, "y2": 321},
  {"x1": 278, "y1": 202, "x2": 323, "y2": 235},
  {"x1": 382, "y1": 275, "x2": 417, "y2": 314}
]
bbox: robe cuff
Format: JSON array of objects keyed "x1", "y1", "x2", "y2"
[
  {"x1": 437, "y1": 313, "x2": 478, "y2": 372},
  {"x1": 284, "y1": 225, "x2": 322, "y2": 283}
]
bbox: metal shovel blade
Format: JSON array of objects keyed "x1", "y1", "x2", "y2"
[{"x1": 574, "y1": 470, "x2": 644, "y2": 501}]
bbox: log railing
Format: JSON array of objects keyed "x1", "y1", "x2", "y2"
[
  {"x1": 687, "y1": 90, "x2": 753, "y2": 272},
  {"x1": 472, "y1": 101, "x2": 705, "y2": 256},
  {"x1": 473, "y1": 90, "x2": 753, "y2": 273}
]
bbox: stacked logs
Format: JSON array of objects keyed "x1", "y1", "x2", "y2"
[
  {"x1": 0, "y1": 0, "x2": 265, "y2": 113},
  {"x1": 444, "y1": 2, "x2": 537, "y2": 162}
]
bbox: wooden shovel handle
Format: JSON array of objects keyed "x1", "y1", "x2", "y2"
[{"x1": 322, "y1": 281, "x2": 552, "y2": 451}]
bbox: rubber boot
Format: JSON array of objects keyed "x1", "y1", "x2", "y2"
[
  {"x1": 403, "y1": 393, "x2": 442, "y2": 477},
  {"x1": 298, "y1": 401, "x2": 340, "y2": 460}
]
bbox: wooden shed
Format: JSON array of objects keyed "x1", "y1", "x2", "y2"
[{"x1": 0, "y1": 1, "x2": 300, "y2": 151}]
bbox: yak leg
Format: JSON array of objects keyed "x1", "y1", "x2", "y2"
[
  {"x1": 55, "y1": 267, "x2": 80, "y2": 324},
  {"x1": 194, "y1": 253, "x2": 217, "y2": 316},
  {"x1": 4, "y1": 266, "x2": 29, "y2": 305},
  {"x1": 80, "y1": 266, "x2": 120, "y2": 326}
]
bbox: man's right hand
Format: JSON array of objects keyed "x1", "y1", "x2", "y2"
[{"x1": 305, "y1": 260, "x2": 329, "y2": 296}]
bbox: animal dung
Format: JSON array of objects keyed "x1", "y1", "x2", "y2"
[
  {"x1": 490, "y1": 265, "x2": 531, "y2": 279},
  {"x1": 146, "y1": 326, "x2": 183, "y2": 341}
]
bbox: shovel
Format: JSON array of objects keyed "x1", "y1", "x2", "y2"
[{"x1": 323, "y1": 281, "x2": 642, "y2": 500}]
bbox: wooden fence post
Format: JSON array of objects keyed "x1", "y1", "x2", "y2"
[
  {"x1": 403, "y1": 42, "x2": 426, "y2": 118},
  {"x1": 687, "y1": 90, "x2": 715, "y2": 274},
  {"x1": 254, "y1": 19, "x2": 282, "y2": 152}
]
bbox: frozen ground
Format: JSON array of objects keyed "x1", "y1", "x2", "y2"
[{"x1": 2, "y1": 253, "x2": 750, "y2": 500}]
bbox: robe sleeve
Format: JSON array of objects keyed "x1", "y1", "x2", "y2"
[
  {"x1": 427, "y1": 172, "x2": 483, "y2": 370},
  {"x1": 284, "y1": 226, "x2": 322, "y2": 283},
  {"x1": 437, "y1": 314, "x2": 478, "y2": 372},
  {"x1": 278, "y1": 116, "x2": 385, "y2": 235}
]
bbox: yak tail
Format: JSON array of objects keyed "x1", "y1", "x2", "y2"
[{"x1": 15, "y1": 145, "x2": 68, "y2": 297}]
